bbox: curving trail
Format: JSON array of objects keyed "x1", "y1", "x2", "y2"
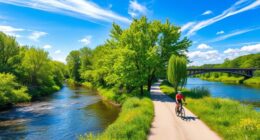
[{"x1": 148, "y1": 81, "x2": 221, "y2": 140}]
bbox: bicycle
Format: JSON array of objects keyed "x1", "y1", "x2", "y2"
[{"x1": 175, "y1": 102, "x2": 186, "y2": 118}]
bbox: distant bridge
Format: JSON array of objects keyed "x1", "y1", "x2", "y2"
[{"x1": 187, "y1": 68, "x2": 259, "y2": 78}]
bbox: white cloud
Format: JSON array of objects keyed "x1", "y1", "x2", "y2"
[
  {"x1": 241, "y1": 43, "x2": 260, "y2": 52},
  {"x1": 79, "y1": 35, "x2": 92, "y2": 45},
  {"x1": 210, "y1": 28, "x2": 260, "y2": 42},
  {"x1": 197, "y1": 43, "x2": 212, "y2": 50},
  {"x1": 0, "y1": 0, "x2": 130, "y2": 23},
  {"x1": 54, "y1": 50, "x2": 61, "y2": 54},
  {"x1": 185, "y1": 0, "x2": 260, "y2": 36},
  {"x1": 202, "y1": 10, "x2": 213, "y2": 15},
  {"x1": 29, "y1": 31, "x2": 47, "y2": 41},
  {"x1": 188, "y1": 50, "x2": 220, "y2": 60},
  {"x1": 189, "y1": 43, "x2": 260, "y2": 66},
  {"x1": 0, "y1": 25, "x2": 24, "y2": 37},
  {"x1": 43, "y1": 44, "x2": 52, "y2": 49},
  {"x1": 181, "y1": 22, "x2": 195, "y2": 32},
  {"x1": 216, "y1": 30, "x2": 224, "y2": 35},
  {"x1": 128, "y1": 0, "x2": 148, "y2": 18}
]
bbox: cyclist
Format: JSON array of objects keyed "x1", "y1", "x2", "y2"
[{"x1": 175, "y1": 91, "x2": 185, "y2": 113}]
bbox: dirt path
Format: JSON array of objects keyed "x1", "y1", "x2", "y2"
[{"x1": 148, "y1": 81, "x2": 221, "y2": 140}]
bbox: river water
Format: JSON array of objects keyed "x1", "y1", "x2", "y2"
[
  {"x1": 186, "y1": 78, "x2": 260, "y2": 110},
  {"x1": 0, "y1": 85, "x2": 120, "y2": 140}
]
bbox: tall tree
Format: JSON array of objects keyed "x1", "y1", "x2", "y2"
[
  {"x1": 0, "y1": 32, "x2": 20, "y2": 73},
  {"x1": 167, "y1": 55, "x2": 187, "y2": 93},
  {"x1": 22, "y1": 47, "x2": 51, "y2": 86},
  {"x1": 108, "y1": 17, "x2": 191, "y2": 94},
  {"x1": 66, "y1": 50, "x2": 81, "y2": 81}
]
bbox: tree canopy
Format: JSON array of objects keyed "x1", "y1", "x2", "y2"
[{"x1": 67, "y1": 16, "x2": 191, "y2": 94}]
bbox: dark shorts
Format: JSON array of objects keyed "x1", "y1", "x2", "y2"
[{"x1": 177, "y1": 99, "x2": 182, "y2": 105}]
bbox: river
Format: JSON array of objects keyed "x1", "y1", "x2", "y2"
[
  {"x1": 186, "y1": 78, "x2": 260, "y2": 110},
  {"x1": 0, "y1": 85, "x2": 120, "y2": 140}
]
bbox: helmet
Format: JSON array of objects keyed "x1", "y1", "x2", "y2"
[{"x1": 177, "y1": 91, "x2": 182, "y2": 94}]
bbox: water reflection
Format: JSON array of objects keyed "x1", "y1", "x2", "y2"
[{"x1": 0, "y1": 85, "x2": 120, "y2": 140}]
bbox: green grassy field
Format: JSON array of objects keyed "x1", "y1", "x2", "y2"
[{"x1": 160, "y1": 81, "x2": 260, "y2": 140}]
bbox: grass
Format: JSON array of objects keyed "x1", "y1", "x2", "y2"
[
  {"x1": 186, "y1": 98, "x2": 260, "y2": 140},
  {"x1": 244, "y1": 77, "x2": 260, "y2": 86},
  {"x1": 79, "y1": 86, "x2": 154, "y2": 140},
  {"x1": 160, "y1": 80, "x2": 260, "y2": 140},
  {"x1": 80, "y1": 97, "x2": 154, "y2": 140}
]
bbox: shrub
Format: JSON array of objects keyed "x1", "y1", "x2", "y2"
[{"x1": 0, "y1": 73, "x2": 31, "y2": 107}]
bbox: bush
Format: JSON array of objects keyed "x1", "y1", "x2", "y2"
[
  {"x1": 0, "y1": 73, "x2": 31, "y2": 107},
  {"x1": 244, "y1": 77, "x2": 260, "y2": 85},
  {"x1": 80, "y1": 97, "x2": 154, "y2": 140},
  {"x1": 82, "y1": 82, "x2": 93, "y2": 89}
]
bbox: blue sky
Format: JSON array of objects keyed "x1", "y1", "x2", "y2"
[{"x1": 0, "y1": 0, "x2": 260, "y2": 65}]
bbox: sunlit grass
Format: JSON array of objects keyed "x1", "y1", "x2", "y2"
[
  {"x1": 79, "y1": 97, "x2": 154, "y2": 140},
  {"x1": 186, "y1": 98, "x2": 260, "y2": 140}
]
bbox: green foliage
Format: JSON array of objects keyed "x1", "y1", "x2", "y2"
[
  {"x1": 0, "y1": 73, "x2": 30, "y2": 106},
  {"x1": 72, "y1": 16, "x2": 191, "y2": 95},
  {"x1": 80, "y1": 97, "x2": 154, "y2": 140},
  {"x1": 0, "y1": 32, "x2": 65, "y2": 105},
  {"x1": 66, "y1": 50, "x2": 81, "y2": 81},
  {"x1": 167, "y1": 55, "x2": 187, "y2": 92},
  {"x1": 0, "y1": 32, "x2": 20, "y2": 73},
  {"x1": 21, "y1": 47, "x2": 62, "y2": 98},
  {"x1": 244, "y1": 77, "x2": 260, "y2": 85},
  {"x1": 200, "y1": 74, "x2": 245, "y2": 84}
]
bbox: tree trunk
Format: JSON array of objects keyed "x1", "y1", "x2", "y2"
[
  {"x1": 147, "y1": 75, "x2": 154, "y2": 92},
  {"x1": 140, "y1": 85, "x2": 144, "y2": 95}
]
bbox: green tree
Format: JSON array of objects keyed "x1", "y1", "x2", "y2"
[
  {"x1": 0, "y1": 73, "x2": 30, "y2": 107},
  {"x1": 167, "y1": 55, "x2": 187, "y2": 93},
  {"x1": 107, "y1": 17, "x2": 191, "y2": 94},
  {"x1": 0, "y1": 32, "x2": 20, "y2": 73},
  {"x1": 66, "y1": 50, "x2": 81, "y2": 81},
  {"x1": 21, "y1": 47, "x2": 58, "y2": 97}
]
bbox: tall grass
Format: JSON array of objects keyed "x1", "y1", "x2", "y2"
[
  {"x1": 186, "y1": 98, "x2": 260, "y2": 140},
  {"x1": 188, "y1": 87, "x2": 210, "y2": 98},
  {"x1": 79, "y1": 97, "x2": 154, "y2": 140}
]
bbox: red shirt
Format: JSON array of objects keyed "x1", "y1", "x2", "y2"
[{"x1": 176, "y1": 93, "x2": 184, "y2": 100}]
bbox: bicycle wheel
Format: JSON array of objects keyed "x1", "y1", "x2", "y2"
[
  {"x1": 180, "y1": 107, "x2": 185, "y2": 118},
  {"x1": 175, "y1": 107, "x2": 180, "y2": 116}
]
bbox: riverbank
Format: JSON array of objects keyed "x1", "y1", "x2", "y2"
[
  {"x1": 79, "y1": 84, "x2": 154, "y2": 140},
  {"x1": 160, "y1": 80, "x2": 260, "y2": 140},
  {"x1": 197, "y1": 75, "x2": 260, "y2": 87}
]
